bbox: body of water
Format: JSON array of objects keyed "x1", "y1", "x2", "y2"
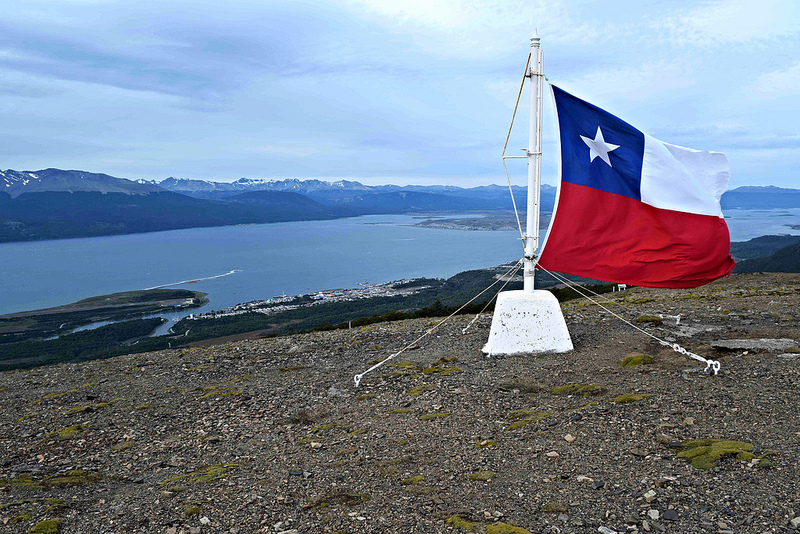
[
  {"x1": 0, "y1": 214, "x2": 522, "y2": 317},
  {"x1": 1, "y1": 209, "x2": 798, "y2": 322}
]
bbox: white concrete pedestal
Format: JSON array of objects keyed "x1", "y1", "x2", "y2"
[{"x1": 482, "y1": 290, "x2": 573, "y2": 355}]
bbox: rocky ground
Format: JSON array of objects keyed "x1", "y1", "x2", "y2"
[{"x1": 1, "y1": 272, "x2": 799, "y2": 534}]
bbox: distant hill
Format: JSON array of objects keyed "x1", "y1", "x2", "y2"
[
  {"x1": 733, "y1": 240, "x2": 800, "y2": 273},
  {"x1": 721, "y1": 186, "x2": 800, "y2": 209},
  {"x1": 1, "y1": 168, "x2": 164, "y2": 198},
  {"x1": 729, "y1": 235, "x2": 800, "y2": 260}
]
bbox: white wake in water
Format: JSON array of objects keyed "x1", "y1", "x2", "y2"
[{"x1": 145, "y1": 270, "x2": 242, "y2": 290}]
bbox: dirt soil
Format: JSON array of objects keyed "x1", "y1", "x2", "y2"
[{"x1": 1, "y1": 272, "x2": 799, "y2": 534}]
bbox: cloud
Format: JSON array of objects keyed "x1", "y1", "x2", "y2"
[
  {"x1": 750, "y1": 61, "x2": 800, "y2": 99},
  {"x1": 654, "y1": 0, "x2": 800, "y2": 47}
]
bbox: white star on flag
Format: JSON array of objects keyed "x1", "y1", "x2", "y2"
[{"x1": 580, "y1": 126, "x2": 619, "y2": 167}]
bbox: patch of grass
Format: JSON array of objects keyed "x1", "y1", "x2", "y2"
[
  {"x1": 111, "y1": 440, "x2": 134, "y2": 452},
  {"x1": 44, "y1": 497, "x2": 66, "y2": 514},
  {"x1": 446, "y1": 514, "x2": 480, "y2": 531},
  {"x1": 11, "y1": 512, "x2": 32, "y2": 523},
  {"x1": 401, "y1": 475, "x2": 424, "y2": 485},
  {"x1": 135, "y1": 403, "x2": 152, "y2": 410},
  {"x1": 28, "y1": 519, "x2": 62, "y2": 534},
  {"x1": 309, "y1": 423, "x2": 335, "y2": 433},
  {"x1": 635, "y1": 315, "x2": 664, "y2": 324},
  {"x1": 618, "y1": 354, "x2": 654, "y2": 367},
  {"x1": 182, "y1": 504, "x2": 202, "y2": 516},
  {"x1": 498, "y1": 378, "x2": 545, "y2": 393},
  {"x1": 387, "y1": 409, "x2": 410, "y2": 415},
  {"x1": 356, "y1": 394, "x2": 375, "y2": 401},
  {"x1": 1, "y1": 474, "x2": 45, "y2": 491},
  {"x1": 550, "y1": 383, "x2": 604, "y2": 397},
  {"x1": 407, "y1": 386, "x2": 427, "y2": 397},
  {"x1": 422, "y1": 366, "x2": 462, "y2": 376},
  {"x1": 17, "y1": 413, "x2": 40, "y2": 422},
  {"x1": 468, "y1": 471, "x2": 494, "y2": 481},
  {"x1": 309, "y1": 490, "x2": 370, "y2": 509},
  {"x1": 677, "y1": 439, "x2": 763, "y2": 470},
  {"x1": 45, "y1": 424, "x2": 88, "y2": 440},
  {"x1": 542, "y1": 502, "x2": 568, "y2": 513},
  {"x1": 44, "y1": 470, "x2": 99, "y2": 487},
  {"x1": 404, "y1": 485, "x2": 435, "y2": 495},
  {"x1": 785, "y1": 347, "x2": 800, "y2": 353},
  {"x1": 486, "y1": 522, "x2": 532, "y2": 534},
  {"x1": 504, "y1": 409, "x2": 550, "y2": 430},
  {"x1": 419, "y1": 412, "x2": 450, "y2": 421},
  {"x1": 611, "y1": 393, "x2": 650, "y2": 404}
]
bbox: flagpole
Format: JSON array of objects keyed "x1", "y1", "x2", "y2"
[
  {"x1": 481, "y1": 30, "x2": 572, "y2": 356},
  {"x1": 524, "y1": 30, "x2": 543, "y2": 293}
]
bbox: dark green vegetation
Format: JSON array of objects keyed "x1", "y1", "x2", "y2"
[
  {"x1": 734, "y1": 239, "x2": 800, "y2": 273},
  {"x1": 729, "y1": 234, "x2": 800, "y2": 260},
  {"x1": 0, "y1": 318, "x2": 164, "y2": 371},
  {"x1": 0, "y1": 289, "x2": 207, "y2": 344}
]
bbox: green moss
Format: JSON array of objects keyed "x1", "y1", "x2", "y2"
[
  {"x1": 404, "y1": 485, "x2": 435, "y2": 495},
  {"x1": 279, "y1": 365, "x2": 306, "y2": 372},
  {"x1": 419, "y1": 412, "x2": 450, "y2": 421},
  {"x1": 44, "y1": 497, "x2": 66, "y2": 514},
  {"x1": 310, "y1": 491, "x2": 370, "y2": 508},
  {"x1": 446, "y1": 515, "x2": 479, "y2": 530},
  {"x1": 44, "y1": 470, "x2": 99, "y2": 487},
  {"x1": 401, "y1": 475, "x2": 424, "y2": 485},
  {"x1": 498, "y1": 378, "x2": 544, "y2": 394},
  {"x1": 356, "y1": 394, "x2": 376, "y2": 401},
  {"x1": 2, "y1": 474, "x2": 45, "y2": 491},
  {"x1": 542, "y1": 502, "x2": 568, "y2": 513},
  {"x1": 474, "y1": 440, "x2": 497, "y2": 449},
  {"x1": 422, "y1": 366, "x2": 462, "y2": 376},
  {"x1": 310, "y1": 423, "x2": 335, "y2": 433},
  {"x1": 45, "y1": 424, "x2": 88, "y2": 440},
  {"x1": 785, "y1": 347, "x2": 800, "y2": 353},
  {"x1": 111, "y1": 440, "x2": 134, "y2": 452},
  {"x1": 182, "y1": 504, "x2": 202, "y2": 516},
  {"x1": 486, "y1": 522, "x2": 532, "y2": 534},
  {"x1": 11, "y1": 512, "x2": 32, "y2": 523},
  {"x1": 618, "y1": 354, "x2": 654, "y2": 367},
  {"x1": 677, "y1": 439, "x2": 758, "y2": 470},
  {"x1": 407, "y1": 386, "x2": 427, "y2": 397},
  {"x1": 17, "y1": 413, "x2": 41, "y2": 422},
  {"x1": 504, "y1": 409, "x2": 550, "y2": 430},
  {"x1": 135, "y1": 403, "x2": 152, "y2": 410},
  {"x1": 387, "y1": 409, "x2": 410, "y2": 414},
  {"x1": 611, "y1": 393, "x2": 650, "y2": 403},
  {"x1": 550, "y1": 383, "x2": 604, "y2": 397},
  {"x1": 634, "y1": 315, "x2": 663, "y2": 324},
  {"x1": 28, "y1": 519, "x2": 62, "y2": 534},
  {"x1": 468, "y1": 471, "x2": 495, "y2": 481}
]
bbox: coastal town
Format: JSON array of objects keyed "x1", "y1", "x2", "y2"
[{"x1": 183, "y1": 279, "x2": 432, "y2": 322}]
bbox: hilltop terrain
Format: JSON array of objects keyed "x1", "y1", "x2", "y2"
[{"x1": 1, "y1": 273, "x2": 799, "y2": 534}]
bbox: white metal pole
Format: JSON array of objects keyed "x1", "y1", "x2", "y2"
[{"x1": 524, "y1": 31, "x2": 543, "y2": 293}]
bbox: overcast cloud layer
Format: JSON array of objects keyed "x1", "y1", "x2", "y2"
[{"x1": 1, "y1": 0, "x2": 798, "y2": 187}]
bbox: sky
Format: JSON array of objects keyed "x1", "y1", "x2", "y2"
[{"x1": 0, "y1": 0, "x2": 798, "y2": 188}]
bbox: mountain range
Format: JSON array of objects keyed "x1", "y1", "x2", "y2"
[{"x1": 2, "y1": 167, "x2": 800, "y2": 243}]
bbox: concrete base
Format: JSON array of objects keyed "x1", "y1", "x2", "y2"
[{"x1": 482, "y1": 290, "x2": 573, "y2": 355}]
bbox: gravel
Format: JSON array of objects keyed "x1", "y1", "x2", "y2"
[{"x1": 1, "y1": 272, "x2": 799, "y2": 533}]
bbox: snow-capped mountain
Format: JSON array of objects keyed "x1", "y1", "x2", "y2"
[{"x1": 1, "y1": 168, "x2": 164, "y2": 198}]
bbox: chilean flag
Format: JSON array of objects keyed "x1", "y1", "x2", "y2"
[{"x1": 538, "y1": 86, "x2": 735, "y2": 288}]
